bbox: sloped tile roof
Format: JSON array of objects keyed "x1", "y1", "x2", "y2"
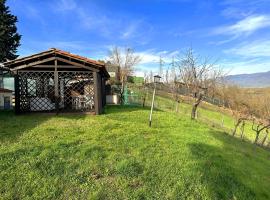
[
  {"x1": 0, "y1": 88, "x2": 13, "y2": 93},
  {"x1": 3, "y1": 48, "x2": 109, "y2": 78}
]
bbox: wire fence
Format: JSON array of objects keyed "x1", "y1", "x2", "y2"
[{"x1": 124, "y1": 85, "x2": 270, "y2": 149}]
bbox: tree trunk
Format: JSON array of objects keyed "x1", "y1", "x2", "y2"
[
  {"x1": 240, "y1": 121, "x2": 245, "y2": 139},
  {"x1": 254, "y1": 131, "x2": 260, "y2": 145},
  {"x1": 120, "y1": 80, "x2": 125, "y2": 105},
  {"x1": 221, "y1": 115, "x2": 224, "y2": 127},
  {"x1": 175, "y1": 100, "x2": 179, "y2": 113},
  {"x1": 232, "y1": 119, "x2": 242, "y2": 137},
  {"x1": 261, "y1": 129, "x2": 269, "y2": 146},
  {"x1": 142, "y1": 96, "x2": 146, "y2": 107},
  {"x1": 191, "y1": 94, "x2": 203, "y2": 120}
]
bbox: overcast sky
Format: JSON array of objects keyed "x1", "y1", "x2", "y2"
[{"x1": 7, "y1": 0, "x2": 270, "y2": 76}]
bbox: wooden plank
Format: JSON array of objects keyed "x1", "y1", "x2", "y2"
[
  {"x1": 9, "y1": 56, "x2": 101, "y2": 73},
  {"x1": 54, "y1": 60, "x2": 59, "y2": 114},
  {"x1": 93, "y1": 72, "x2": 102, "y2": 114},
  {"x1": 102, "y1": 77, "x2": 106, "y2": 107},
  {"x1": 56, "y1": 57, "x2": 99, "y2": 72},
  {"x1": 18, "y1": 70, "x2": 93, "y2": 73},
  {"x1": 32, "y1": 65, "x2": 80, "y2": 69},
  {"x1": 10, "y1": 57, "x2": 56, "y2": 71},
  {"x1": 14, "y1": 73, "x2": 20, "y2": 114},
  {"x1": 4, "y1": 50, "x2": 54, "y2": 66}
]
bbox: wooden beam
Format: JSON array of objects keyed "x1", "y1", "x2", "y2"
[
  {"x1": 4, "y1": 50, "x2": 54, "y2": 67},
  {"x1": 102, "y1": 77, "x2": 106, "y2": 107},
  {"x1": 54, "y1": 59, "x2": 59, "y2": 113},
  {"x1": 56, "y1": 57, "x2": 99, "y2": 72},
  {"x1": 10, "y1": 57, "x2": 56, "y2": 71},
  {"x1": 32, "y1": 65, "x2": 81, "y2": 69},
  {"x1": 14, "y1": 74, "x2": 20, "y2": 114},
  {"x1": 93, "y1": 72, "x2": 102, "y2": 115}
]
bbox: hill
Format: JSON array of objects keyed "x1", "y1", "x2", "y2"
[
  {"x1": 0, "y1": 106, "x2": 270, "y2": 199},
  {"x1": 226, "y1": 71, "x2": 270, "y2": 88}
]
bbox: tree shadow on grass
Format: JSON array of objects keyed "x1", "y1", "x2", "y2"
[
  {"x1": 0, "y1": 111, "x2": 51, "y2": 143},
  {"x1": 0, "y1": 110, "x2": 87, "y2": 143},
  {"x1": 188, "y1": 141, "x2": 257, "y2": 200}
]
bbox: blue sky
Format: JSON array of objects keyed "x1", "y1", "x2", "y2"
[{"x1": 6, "y1": 0, "x2": 270, "y2": 75}]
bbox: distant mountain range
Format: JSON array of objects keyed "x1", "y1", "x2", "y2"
[{"x1": 225, "y1": 71, "x2": 270, "y2": 88}]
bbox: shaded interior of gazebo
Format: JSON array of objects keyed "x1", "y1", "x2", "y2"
[{"x1": 4, "y1": 48, "x2": 109, "y2": 114}]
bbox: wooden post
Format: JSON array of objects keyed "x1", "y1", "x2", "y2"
[
  {"x1": 14, "y1": 72, "x2": 20, "y2": 114},
  {"x1": 149, "y1": 83, "x2": 156, "y2": 127},
  {"x1": 54, "y1": 59, "x2": 59, "y2": 114},
  {"x1": 102, "y1": 77, "x2": 106, "y2": 107},
  {"x1": 94, "y1": 72, "x2": 102, "y2": 114}
]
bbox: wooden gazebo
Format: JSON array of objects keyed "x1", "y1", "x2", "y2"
[{"x1": 3, "y1": 48, "x2": 110, "y2": 114}]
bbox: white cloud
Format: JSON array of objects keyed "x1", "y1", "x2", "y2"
[
  {"x1": 212, "y1": 15, "x2": 270, "y2": 36},
  {"x1": 224, "y1": 40, "x2": 270, "y2": 57},
  {"x1": 221, "y1": 7, "x2": 252, "y2": 19},
  {"x1": 221, "y1": 59, "x2": 270, "y2": 75},
  {"x1": 222, "y1": 38, "x2": 270, "y2": 74},
  {"x1": 103, "y1": 47, "x2": 179, "y2": 75},
  {"x1": 132, "y1": 49, "x2": 181, "y2": 76},
  {"x1": 120, "y1": 22, "x2": 141, "y2": 40},
  {"x1": 53, "y1": 0, "x2": 151, "y2": 43},
  {"x1": 56, "y1": 0, "x2": 77, "y2": 11},
  {"x1": 136, "y1": 50, "x2": 179, "y2": 65}
]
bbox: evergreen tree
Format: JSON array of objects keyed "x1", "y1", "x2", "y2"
[{"x1": 0, "y1": 0, "x2": 21, "y2": 62}]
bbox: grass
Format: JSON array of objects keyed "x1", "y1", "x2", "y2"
[
  {"x1": 0, "y1": 106, "x2": 270, "y2": 199},
  {"x1": 135, "y1": 88, "x2": 269, "y2": 145}
]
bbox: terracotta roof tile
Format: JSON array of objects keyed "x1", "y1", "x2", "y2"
[
  {"x1": 52, "y1": 48, "x2": 105, "y2": 67},
  {"x1": 0, "y1": 88, "x2": 13, "y2": 93},
  {"x1": 2, "y1": 48, "x2": 110, "y2": 78}
]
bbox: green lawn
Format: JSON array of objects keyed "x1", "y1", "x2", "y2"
[
  {"x1": 0, "y1": 106, "x2": 270, "y2": 199},
  {"x1": 138, "y1": 90, "x2": 269, "y2": 145}
]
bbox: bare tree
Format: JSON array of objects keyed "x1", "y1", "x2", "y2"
[
  {"x1": 240, "y1": 121, "x2": 245, "y2": 139},
  {"x1": 168, "y1": 57, "x2": 183, "y2": 112},
  {"x1": 221, "y1": 84, "x2": 270, "y2": 145},
  {"x1": 170, "y1": 56, "x2": 176, "y2": 83},
  {"x1": 222, "y1": 85, "x2": 250, "y2": 136},
  {"x1": 170, "y1": 81, "x2": 182, "y2": 113},
  {"x1": 143, "y1": 71, "x2": 149, "y2": 84},
  {"x1": 108, "y1": 47, "x2": 141, "y2": 104},
  {"x1": 165, "y1": 67, "x2": 169, "y2": 84},
  {"x1": 246, "y1": 91, "x2": 270, "y2": 145},
  {"x1": 252, "y1": 119, "x2": 270, "y2": 145},
  {"x1": 261, "y1": 129, "x2": 269, "y2": 146},
  {"x1": 141, "y1": 71, "x2": 149, "y2": 107},
  {"x1": 149, "y1": 70, "x2": 154, "y2": 83},
  {"x1": 177, "y1": 48, "x2": 223, "y2": 120}
]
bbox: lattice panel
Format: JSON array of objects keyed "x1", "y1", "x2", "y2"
[
  {"x1": 17, "y1": 71, "x2": 95, "y2": 112},
  {"x1": 18, "y1": 71, "x2": 55, "y2": 112},
  {"x1": 58, "y1": 71, "x2": 94, "y2": 112}
]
